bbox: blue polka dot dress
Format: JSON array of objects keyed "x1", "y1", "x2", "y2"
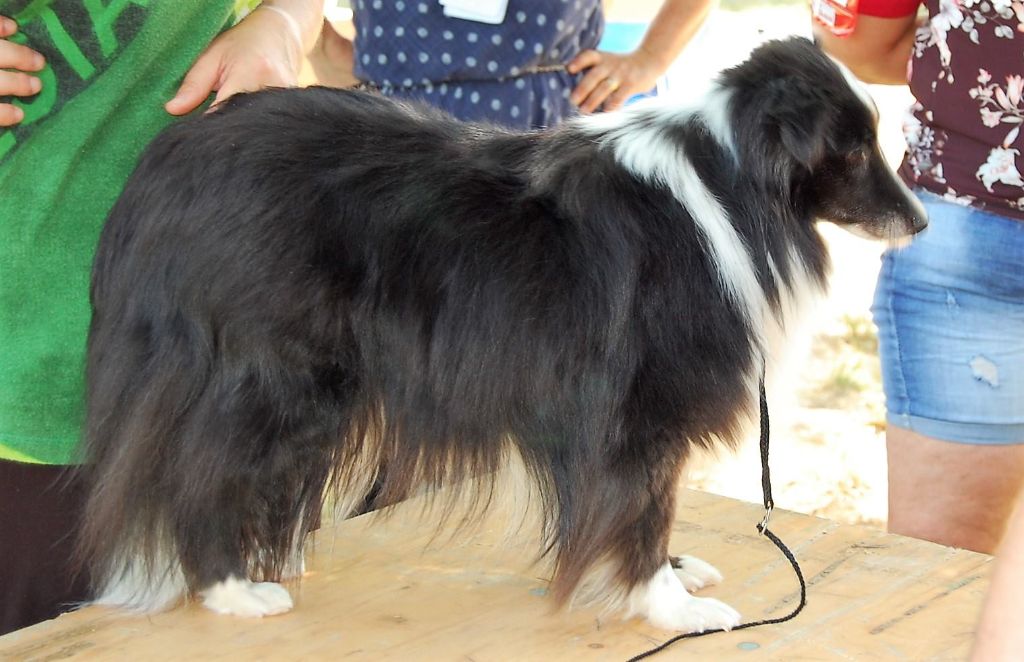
[{"x1": 352, "y1": 0, "x2": 604, "y2": 129}]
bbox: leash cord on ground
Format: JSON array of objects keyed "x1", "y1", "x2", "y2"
[{"x1": 624, "y1": 371, "x2": 808, "y2": 662}]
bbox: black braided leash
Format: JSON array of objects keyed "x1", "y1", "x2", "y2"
[{"x1": 625, "y1": 374, "x2": 808, "y2": 661}]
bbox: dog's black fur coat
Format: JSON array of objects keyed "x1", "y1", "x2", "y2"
[{"x1": 80, "y1": 38, "x2": 925, "y2": 620}]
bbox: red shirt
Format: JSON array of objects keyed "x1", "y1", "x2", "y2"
[{"x1": 861, "y1": 0, "x2": 1024, "y2": 220}]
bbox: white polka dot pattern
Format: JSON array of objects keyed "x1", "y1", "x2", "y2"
[{"x1": 351, "y1": 0, "x2": 603, "y2": 129}]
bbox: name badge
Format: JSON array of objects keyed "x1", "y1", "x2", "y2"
[{"x1": 440, "y1": 0, "x2": 509, "y2": 24}]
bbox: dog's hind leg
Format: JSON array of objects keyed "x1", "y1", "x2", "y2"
[
  {"x1": 170, "y1": 367, "x2": 346, "y2": 617},
  {"x1": 175, "y1": 475, "x2": 298, "y2": 618}
]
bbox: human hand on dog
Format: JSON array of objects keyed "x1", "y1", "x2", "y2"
[
  {"x1": 166, "y1": 2, "x2": 321, "y2": 115},
  {"x1": 307, "y1": 19, "x2": 359, "y2": 89},
  {"x1": 567, "y1": 49, "x2": 663, "y2": 114},
  {"x1": 0, "y1": 16, "x2": 45, "y2": 126}
]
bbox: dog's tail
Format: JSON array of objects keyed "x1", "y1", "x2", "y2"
[
  {"x1": 76, "y1": 300, "x2": 207, "y2": 610},
  {"x1": 75, "y1": 179, "x2": 211, "y2": 611}
]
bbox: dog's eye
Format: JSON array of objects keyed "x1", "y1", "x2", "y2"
[{"x1": 846, "y1": 147, "x2": 870, "y2": 166}]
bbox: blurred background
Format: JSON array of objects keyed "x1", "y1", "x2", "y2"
[{"x1": 316, "y1": 0, "x2": 919, "y2": 529}]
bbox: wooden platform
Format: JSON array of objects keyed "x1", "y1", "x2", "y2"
[{"x1": 0, "y1": 487, "x2": 991, "y2": 661}]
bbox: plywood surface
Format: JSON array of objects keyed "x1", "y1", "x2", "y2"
[{"x1": 0, "y1": 487, "x2": 991, "y2": 661}]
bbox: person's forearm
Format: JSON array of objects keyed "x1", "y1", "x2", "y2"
[
  {"x1": 636, "y1": 0, "x2": 716, "y2": 73},
  {"x1": 813, "y1": 14, "x2": 920, "y2": 85},
  {"x1": 971, "y1": 490, "x2": 1024, "y2": 661},
  {"x1": 260, "y1": 0, "x2": 324, "y2": 54}
]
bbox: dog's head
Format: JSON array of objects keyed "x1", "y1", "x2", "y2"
[{"x1": 719, "y1": 37, "x2": 927, "y2": 242}]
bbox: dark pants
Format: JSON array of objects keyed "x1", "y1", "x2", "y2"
[{"x1": 0, "y1": 460, "x2": 91, "y2": 635}]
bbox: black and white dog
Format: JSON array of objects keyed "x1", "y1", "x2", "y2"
[{"x1": 79, "y1": 38, "x2": 925, "y2": 632}]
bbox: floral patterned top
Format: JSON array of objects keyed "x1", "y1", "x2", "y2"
[{"x1": 862, "y1": 0, "x2": 1024, "y2": 220}]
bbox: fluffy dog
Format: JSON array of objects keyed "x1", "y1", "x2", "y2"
[{"x1": 79, "y1": 37, "x2": 925, "y2": 632}]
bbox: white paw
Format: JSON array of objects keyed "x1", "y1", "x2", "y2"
[
  {"x1": 648, "y1": 594, "x2": 742, "y2": 633},
  {"x1": 672, "y1": 555, "x2": 724, "y2": 592},
  {"x1": 201, "y1": 577, "x2": 294, "y2": 617},
  {"x1": 633, "y1": 563, "x2": 741, "y2": 633}
]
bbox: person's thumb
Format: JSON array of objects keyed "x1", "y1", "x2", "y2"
[{"x1": 165, "y1": 51, "x2": 222, "y2": 115}]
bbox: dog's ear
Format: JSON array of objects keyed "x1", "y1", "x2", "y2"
[
  {"x1": 779, "y1": 111, "x2": 828, "y2": 171},
  {"x1": 769, "y1": 81, "x2": 830, "y2": 171}
]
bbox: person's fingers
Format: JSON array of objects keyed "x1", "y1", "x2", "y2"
[
  {"x1": 570, "y1": 65, "x2": 610, "y2": 109},
  {"x1": 0, "y1": 37, "x2": 46, "y2": 72},
  {"x1": 0, "y1": 17, "x2": 35, "y2": 128},
  {"x1": 165, "y1": 49, "x2": 222, "y2": 115},
  {"x1": 601, "y1": 86, "x2": 633, "y2": 113},
  {"x1": 0, "y1": 15, "x2": 18, "y2": 37},
  {"x1": 566, "y1": 48, "x2": 601, "y2": 75},
  {"x1": 578, "y1": 74, "x2": 621, "y2": 114},
  {"x1": 583, "y1": 76, "x2": 620, "y2": 114},
  {"x1": 0, "y1": 103, "x2": 25, "y2": 127},
  {"x1": 0, "y1": 69, "x2": 41, "y2": 97}
]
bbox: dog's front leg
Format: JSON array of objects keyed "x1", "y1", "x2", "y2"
[
  {"x1": 619, "y1": 470, "x2": 741, "y2": 633},
  {"x1": 628, "y1": 557, "x2": 739, "y2": 633},
  {"x1": 552, "y1": 437, "x2": 741, "y2": 633}
]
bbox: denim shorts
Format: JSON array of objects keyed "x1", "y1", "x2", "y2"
[{"x1": 872, "y1": 191, "x2": 1024, "y2": 444}]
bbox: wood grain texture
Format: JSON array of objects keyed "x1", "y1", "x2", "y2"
[{"x1": 0, "y1": 487, "x2": 991, "y2": 661}]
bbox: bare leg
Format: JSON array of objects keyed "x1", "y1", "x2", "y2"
[
  {"x1": 970, "y1": 488, "x2": 1024, "y2": 661},
  {"x1": 886, "y1": 425, "x2": 1024, "y2": 553}
]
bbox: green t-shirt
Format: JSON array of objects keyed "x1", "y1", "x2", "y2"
[{"x1": 0, "y1": 0, "x2": 257, "y2": 464}]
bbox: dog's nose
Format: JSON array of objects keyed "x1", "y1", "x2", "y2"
[
  {"x1": 904, "y1": 194, "x2": 929, "y2": 235},
  {"x1": 910, "y1": 206, "x2": 928, "y2": 235}
]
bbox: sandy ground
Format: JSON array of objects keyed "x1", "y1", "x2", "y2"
[{"x1": 644, "y1": 4, "x2": 917, "y2": 528}]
